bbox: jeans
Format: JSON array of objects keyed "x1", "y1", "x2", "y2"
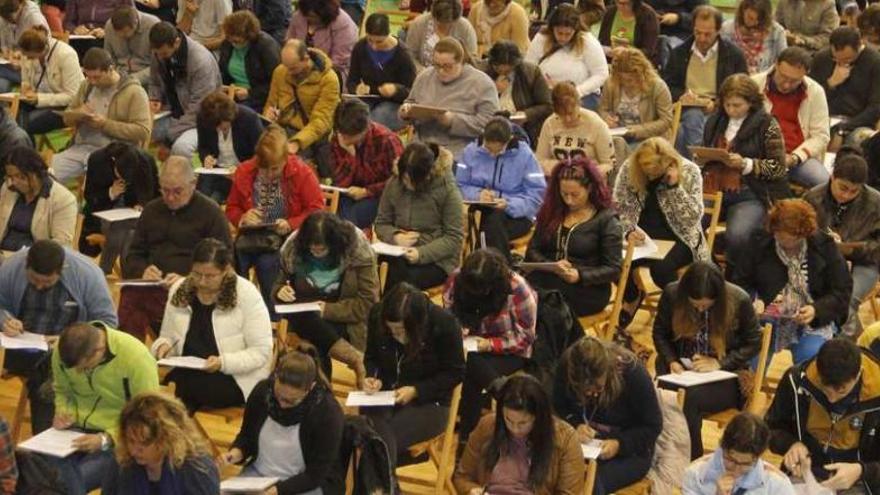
[
  {"x1": 196, "y1": 174, "x2": 232, "y2": 204},
  {"x1": 51, "y1": 144, "x2": 101, "y2": 184},
  {"x1": 151, "y1": 117, "x2": 199, "y2": 158},
  {"x1": 338, "y1": 195, "x2": 380, "y2": 229},
  {"x1": 48, "y1": 448, "x2": 117, "y2": 495},
  {"x1": 237, "y1": 250, "x2": 281, "y2": 320},
  {"x1": 593, "y1": 455, "x2": 653, "y2": 495},
  {"x1": 581, "y1": 92, "x2": 600, "y2": 111},
  {"x1": 0, "y1": 65, "x2": 20, "y2": 93},
  {"x1": 788, "y1": 157, "x2": 830, "y2": 188},
  {"x1": 380, "y1": 255, "x2": 448, "y2": 292},
  {"x1": 4, "y1": 349, "x2": 53, "y2": 434},
  {"x1": 675, "y1": 107, "x2": 708, "y2": 159},
  {"x1": 722, "y1": 188, "x2": 766, "y2": 274},
  {"x1": 20, "y1": 105, "x2": 65, "y2": 139},
  {"x1": 752, "y1": 325, "x2": 829, "y2": 369},
  {"x1": 369, "y1": 101, "x2": 404, "y2": 132},
  {"x1": 98, "y1": 220, "x2": 136, "y2": 274},
  {"x1": 844, "y1": 263, "x2": 880, "y2": 338}
]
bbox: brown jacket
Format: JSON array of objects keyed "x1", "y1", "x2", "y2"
[
  {"x1": 598, "y1": 76, "x2": 673, "y2": 141},
  {"x1": 454, "y1": 415, "x2": 585, "y2": 495},
  {"x1": 64, "y1": 74, "x2": 152, "y2": 146}
]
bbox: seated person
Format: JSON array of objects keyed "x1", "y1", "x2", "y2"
[
  {"x1": 0, "y1": 0, "x2": 49, "y2": 93},
  {"x1": 148, "y1": 21, "x2": 221, "y2": 158},
  {"x1": 0, "y1": 240, "x2": 117, "y2": 434},
  {"x1": 455, "y1": 375, "x2": 585, "y2": 494},
  {"x1": 443, "y1": 249, "x2": 537, "y2": 440},
  {"x1": 327, "y1": 98, "x2": 402, "y2": 229},
  {"x1": 108, "y1": 392, "x2": 220, "y2": 493},
  {"x1": 525, "y1": 157, "x2": 622, "y2": 317},
  {"x1": 263, "y1": 39, "x2": 340, "y2": 161},
  {"x1": 536, "y1": 81, "x2": 614, "y2": 176},
  {"x1": 361, "y1": 282, "x2": 465, "y2": 467},
  {"x1": 613, "y1": 137, "x2": 708, "y2": 327},
  {"x1": 810, "y1": 27, "x2": 880, "y2": 149},
  {"x1": 152, "y1": 238, "x2": 272, "y2": 413},
  {"x1": 720, "y1": 0, "x2": 788, "y2": 74},
  {"x1": 554, "y1": 337, "x2": 662, "y2": 495},
  {"x1": 346, "y1": 13, "x2": 417, "y2": 132},
  {"x1": 598, "y1": 0, "x2": 660, "y2": 63},
  {"x1": 221, "y1": 345, "x2": 346, "y2": 494},
  {"x1": 662, "y1": 5, "x2": 747, "y2": 159},
  {"x1": 457, "y1": 117, "x2": 546, "y2": 259},
  {"x1": 731, "y1": 199, "x2": 851, "y2": 365},
  {"x1": 284, "y1": 0, "x2": 357, "y2": 81},
  {"x1": 468, "y1": 0, "x2": 530, "y2": 58},
  {"x1": 79, "y1": 141, "x2": 159, "y2": 273},
  {"x1": 805, "y1": 152, "x2": 880, "y2": 338},
  {"x1": 374, "y1": 142, "x2": 464, "y2": 291},
  {"x1": 175, "y1": 0, "x2": 231, "y2": 52},
  {"x1": 253, "y1": 0, "x2": 290, "y2": 46},
  {"x1": 644, "y1": 0, "x2": 705, "y2": 44},
  {"x1": 195, "y1": 91, "x2": 264, "y2": 203},
  {"x1": 401, "y1": 36, "x2": 498, "y2": 158},
  {"x1": 103, "y1": 6, "x2": 160, "y2": 86},
  {"x1": 17, "y1": 26, "x2": 84, "y2": 140},
  {"x1": 524, "y1": 3, "x2": 608, "y2": 110},
  {"x1": 858, "y1": 3, "x2": 880, "y2": 50},
  {"x1": 0, "y1": 107, "x2": 29, "y2": 163},
  {"x1": 480, "y1": 40, "x2": 552, "y2": 146},
  {"x1": 653, "y1": 261, "x2": 762, "y2": 460},
  {"x1": 273, "y1": 211, "x2": 377, "y2": 375},
  {"x1": 766, "y1": 338, "x2": 880, "y2": 493},
  {"x1": 52, "y1": 47, "x2": 152, "y2": 185},
  {"x1": 49, "y1": 322, "x2": 159, "y2": 495},
  {"x1": 218, "y1": 11, "x2": 280, "y2": 112},
  {"x1": 683, "y1": 412, "x2": 796, "y2": 495},
  {"x1": 63, "y1": 0, "x2": 130, "y2": 38},
  {"x1": 405, "y1": 0, "x2": 478, "y2": 71},
  {"x1": 0, "y1": 146, "x2": 76, "y2": 252},
  {"x1": 701, "y1": 73, "x2": 789, "y2": 274},
  {"x1": 776, "y1": 0, "x2": 839, "y2": 53},
  {"x1": 119, "y1": 157, "x2": 232, "y2": 342}
]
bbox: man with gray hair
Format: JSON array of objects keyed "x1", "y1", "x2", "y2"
[{"x1": 117, "y1": 156, "x2": 231, "y2": 341}]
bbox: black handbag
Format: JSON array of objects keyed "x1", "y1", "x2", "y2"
[{"x1": 235, "y1": 230, "x2": 284, "y2": 254}]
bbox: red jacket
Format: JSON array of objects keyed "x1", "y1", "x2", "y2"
[{"x1": 226, "y1": 155, "x2": 325, "y2": 230}]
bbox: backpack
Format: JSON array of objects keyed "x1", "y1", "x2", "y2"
[
  {"x1": 14, "y1": 451, "x2": 66, "y2": 495},
  {"x1": 524, "y1": 288, "x2": 584, "y2": 394},
  {"x1": 340, "y1": 416, "x2": 396, "y2": 495}
]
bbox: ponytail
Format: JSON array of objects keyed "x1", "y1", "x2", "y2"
[{"x1": 275, "y1": 342, "x2": 328, "y2": 390}]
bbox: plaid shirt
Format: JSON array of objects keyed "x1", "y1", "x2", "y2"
[
  {"x1": 443, "y1": 271, "x2": 537, "y2": 358},
  {"x1": 330, "y1": 122, "x2": 402, "y2": 197},
  {"x1": 0, "y1": 417, "x2": 16, "y2": 494},
  {"x1": 19, "y1": 282, "x2": 78, "y2": 336}
]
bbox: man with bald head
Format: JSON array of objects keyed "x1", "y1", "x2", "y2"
[
  {"x1": 117, "y1": 156, "x2": 231, "y2": 341},
  {"x1": 264, "y1": 38, "x2": 339, "y2": 166}
]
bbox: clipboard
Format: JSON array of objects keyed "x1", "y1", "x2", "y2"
[
  {"x1": 688, "y1": 146, "x2": 731, "y2": 165},
  {"x1": 406, "y1": 104, "x2": 447, "y2": 120},
  {"x1": 54, "y1": 109, "x2": 93, "y2": 122}
]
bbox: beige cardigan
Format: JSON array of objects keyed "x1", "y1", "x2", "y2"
[
  {"x1": 598, "y1": 77, "x2": 674, "y2": 141},
  {"x1": 21, "y1": 38, "x2": 84, "y2": 109},
  {"x1": 468, "y1": 1, "x2": 531, "y2": 58},
  {"x1": 0, "y1": 179, "x2": 77, "y2": 249}
]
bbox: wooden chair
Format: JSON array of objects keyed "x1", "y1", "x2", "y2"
[
  {"x1": 509, "y1": 226, "x2": 534, "y2": 258},
  {"x1": 583, "y1": 459, "x2": 651, "y2": 495},
  {"x1": 0, "y1": 348, "x2": 28, "y2": 443},
  {"x1": 323, "y1": 188, "x2": 340, "y2": 214},
  {"x1": 396, "y1": 384, "x2": 463, "y2": 494},
  {"x1": 0, "y1": 92, "x2": 20, "y2": 120},
  {"x1": 702, "y1": 191, "x2": 723, "y2": 254},
  {"x1": 670, "y1": 102, "x2": 683, "y2": 145},
  {"x1": 422, "y1": 205, "x2": 480, "y2": 304},
  {"x1": 378, "y1": 261, "x2": 389, "y2": 296},
  {"x1": 578, "y1": 242, "x2": 636, "y2": 341}
]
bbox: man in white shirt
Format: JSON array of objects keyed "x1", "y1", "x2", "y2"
[{"x1": 176, "y1": 0, "x2": 230, "y2": 51}]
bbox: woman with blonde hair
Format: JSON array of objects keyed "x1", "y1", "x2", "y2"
[
  {"x1": 653, "y1": 261, "x2": 762, "y2": 459},
  {"x1": 108, "y1": 391, "x2": 219, "y2": 494},
  {"x1": 613, "y1": 137, "x2": 708, "y2": 327}
]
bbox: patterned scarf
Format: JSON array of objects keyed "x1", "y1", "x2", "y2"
[
  {"x1": 476, "y1": 3, "x2": 512, "y2": 46},
  {"x1": 733, "y1": 25, "x2": 766, "y2": 74},
  {"x1": 773, "y1": 239, "x2": 811, "y2": 350}
]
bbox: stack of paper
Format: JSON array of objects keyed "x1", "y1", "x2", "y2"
[
  {"x1": 17, "y1": 428, "x2": 82, "y2": 457},
  {"x1": 220, "y1": 477, "x2": 279, "y2": 493},
  {"x1": 581, "y1": 440, "x2": 604, "y2": 459},
  {"x1": 275, "y1": 302, "x2": 322, "y2": 314},
  {"x1": 657, "y1": 370, "x2": 738, "y2": 387},
  {"x1": 371, "y1": 241, "x2": 407, "y2": 257},
  {"x1": 345, "y1": 390, "x2": 395, "y2": 407},
  {"x1": 94, "y1": 207, "x2": 141, "y2": 222},
  {"x1": 195, "y1": 167, "x2": 234, "y2": 176},
  {"x1": 157, "y1": 356, "x2": 207, "y2": 370},
  {"x1": 0, "y1": 332, "x2": 48, "y2": 351}
]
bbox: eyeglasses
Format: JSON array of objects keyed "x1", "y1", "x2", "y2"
[
  {"x1": 722, "y1": 451, "x2": 757, "y2": 469},
  {"x1": 432, "y1": 61, "x2": 458, "y2": 72}
]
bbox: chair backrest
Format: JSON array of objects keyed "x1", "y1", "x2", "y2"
[
  {"x1": 670, "y1": 102, "x2": 683, "y2": 145},
  {"x1": 323, "y1": 189, "x2": 340, "y2": 215},
  {"x1": 0, "y1": 93, "x2": 20, "y2": 121},
  {"x1": 433, "y1": 383, "x2": 463, "y2": 493},
  {"x1": 584, "y1": 459, "x2": 598, "y2": 495},
  {"x1": 702, "y1": 191, "x2": 723, "y2": 254},
  {"x1": 378, "y1": 261, "x2": 389, "y2": 296},
  {"x1": 604, "y1": 242, "x2": 636, "y2": 340},
  {"x1": 748, "y1": 323, "x2": 774, "y2": 413},
  {"x1": 463, "y1": 205, "x2": 481, "y2": 264}
]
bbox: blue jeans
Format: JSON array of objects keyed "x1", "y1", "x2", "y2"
[
  {"x1": 338, "y1": 195, "x2": 379, "y2": 228},
  {"x1": 844, "y1": 263, "x2": 880, "y2": 337},
  {"x1": 753, "y1": 324, "x2": 829, "y2": 370},
  {"x1": 196, "y1": 174, "x2": 232, "y2": 204},
  {"x1": 722, "y1": 187, "x2": 766, "y2": 271},
  {"x1": 369, "y1": 101, "x2": 404, "y2": 131},
  {"x1": 0, "y1": 65, "x2": 20, "y2": 93},
  {"x1": 675, "y1": 107, "x2": 708, "y2": 159},
  {"x1": 788, "y1": 157, "x2": 829, "y2": 188},
  {"x1": 151, "y1": 116, "x2": 199, "y2": 158},
  {"x1": 581, "y1": 93, "x2": 600, "y2": 111},
  {"x1": 48, "y1": 448, "x2": 117, "y2": 495},
  {"x1": 236, "y1": 251, "x2": 281, "y2": 321}
]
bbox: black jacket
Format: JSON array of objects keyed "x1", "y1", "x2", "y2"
[
  {"x1": 731, "y1": 230, "x2": 853, "y2": 328},
  {"x1": 644, "y1": 0, "x2": 706, "y2": 39},
  {"x1": 525, "y1": 207, "x2": 623, "y2": 286},
  {"x1": 346, "y1": 39, "x2": 417, "y2": 104},
  {"x1": 653, "y1": 280, "x2": 762, "y2": 375},
  {"x1": 702, "y1": 107, "x2": 791, "y2": 206},
  {"x1": 218, "y1": 31, "x2": 280, "y2": 112},
  {"x1": 553, "y1": 353, "x2": 662, "y2": 460},
  {"x1": 231, "y1": 380, "x2": 345, "y2": 495},
  {"x1": 810, "y1": 45, "x2": 880, "y2": 133},
  {"x1": 482, "y1": 60, "x2": 552, "y2": 146},
  {"x1": 253, "y1": 0, "x2": 291, "y2": 45},
  {"x1": 662, "y1": 36, "x2": 748, "y2": 102},
  {"x1": 196, "y1": 104, "x2": 265, "y2": 163},
  {"x1": 364, "y1": 302, "x2": 464, "y2": 406}
]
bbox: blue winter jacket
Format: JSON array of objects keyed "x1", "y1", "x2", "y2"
[{"x1": 456, "y1": 138, "x2": 547, "y2": 220}]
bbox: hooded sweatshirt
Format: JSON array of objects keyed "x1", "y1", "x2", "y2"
[{"x1": 64, "y1": 74, "x2": 152, "y2": 146}]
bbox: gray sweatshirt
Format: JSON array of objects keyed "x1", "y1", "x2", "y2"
[{"x1": 103, "y1": 12, "x2": 160, "y2": 86}]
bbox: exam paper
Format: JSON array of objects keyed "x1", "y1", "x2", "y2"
[
  {"x1": 346, "y1": 391, "x2": 396, "y2": 407},
  {"x1": 657, "y1": 370, "x2": 738, "y2": 387},
  {"x1": 18, "y1": 428, "x2": 82, "y2": 457},
  {"x1": 157, "y1": 356, "x2": 207, "y2": 370},
  {"x1": 275, "y1": 302, "x2": 323, "y2": 314},
  {"x1": 194, "y1": 167, "x2": 233, "y2": 176},
  {"x1": 0, "y1": 332, "x2": 48, "y2": 351},
  {"x1": 582, "y1": 440, "x2": 604, "y2": 459},
  {"x1": 93, "y1": 207, "x2": 141, "y2": 222},
  {"x1": 371, "y1": 241, "x2": 407, "y2": 257},
  {"x1": 220, "y1": 476, "x2": 279, "y2": 492}
]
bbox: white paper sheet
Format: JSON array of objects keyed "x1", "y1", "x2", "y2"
[
  {"x1": 463, "y1": 337, "x2": 480, "y2": 352},
  {"x1": 0, "y1": 332, "x2": 48, "y2": 351},
  {"x1": 0, "y1": 92, "x2": 16, "y2": 98},
  {"x1": 153, "y1": 110, "x2": 171, "y2": 120},
  {"x1": 0, "y1": 58, "x2": 9, "y2": 65},
  {"x1": 320, "y1": 184, "x2": 350, "y2": 193},
  {"x1": 220, "y1": 476, "x2": 279, "y2": 492},
  {"x1": 371, "y1": 241, "x2": 407, "y2": 257},
  {"x1": 274, "y1": 302, "x2": 322, "y2": 314},
  {"x1": 608, "y1": 127, "x2": 628, "y2": 137},
  {"x1": 157, "y1": 356, "x2": 207, "y2": 370},
  {"x1": 345, "y1": 390, "x2": 396, "y2": 407},
  {"x1": 68, "y1": 34, "x2": 96, "y2": 40},
  {"x1": 582, "y1": 440, "x2": 604, "y2": 459},
  {"x1": 93, "y1": 207, "x2": 141, "y2": 222},
  {"x1": 194, "y1": 167, "x2": 233, "y2": 175},
  {"x1": 510, "y1": 111, "x2": 527, "y2": 123},
  {"x1": 116, "y1": 279, "x2": 164, "y2": 287},
  {"x1": 657, "y1": 370, "x2": 738, "y2": 387},
  {"x1": 17, "y1": 428, "x2": 83, "y2": 457},
  {"x1": 628, "y1": 236, "x2": 659, "y2": 261}
]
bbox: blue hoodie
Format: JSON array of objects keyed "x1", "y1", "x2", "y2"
[{"x1": 456, "y1": 138, "x2": 547, "y2": 220}]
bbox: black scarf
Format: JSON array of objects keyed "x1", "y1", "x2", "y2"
[
  {"x1": 265, "y1": 381, "x2": 326, "y2": 427},
  {"x1": 158, "y1": 31, "x2": 189, "y2": 119}
]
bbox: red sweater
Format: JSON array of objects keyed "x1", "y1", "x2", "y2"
[
  {"x1": 226, "y1": 155, "x2": 325, "y2": 230},
  {"x1": 766, "y1": 83, "x2": 807, "y2": 154}
]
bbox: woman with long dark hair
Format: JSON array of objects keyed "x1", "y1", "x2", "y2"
[
  {"x1": 362, "y1": 282, "x2": 465, "y2": 466},
  {"x1": 454, "y1": 374, "x2": 585, "y2": 494},
  {"x1": 653, "y1": 261, "x2": 763, "y2": 459},
  {"x1": 554, "y1": 337, "x2": 662, "y2": 495}
]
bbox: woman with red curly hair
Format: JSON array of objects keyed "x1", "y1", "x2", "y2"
[{"x1": 731, "y1": 198, "x2": 852, "y2": 364}]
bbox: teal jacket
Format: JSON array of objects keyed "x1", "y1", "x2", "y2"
[{"x1": 52, "y1": 324, "x2": 159, "y2": 441}]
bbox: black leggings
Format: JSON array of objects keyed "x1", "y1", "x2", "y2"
[
  {"x1": 624, "y1": 240, "x2": 693, "y2": 302},
  {"x1": 459, "y1": 353, "x2": 527, "y2": 438},
  {"x1": 364, "y1": 403, "x2": 449, "y2": 467},
  {"x1": 476, "y1": 208, "x2": 533, "y2": 260},
  {"x1": 286, "y1": 311, "x2": 348, "y2": 380},
  {"x1": 380, "y1": 255, "x2": 449, "y2": 292},
  {"x1": 166, "y1": 368, "x2": 245, "y2": 414},
  {"x1": 659, "y1": 377, "x2": 740, "y2": 459},
  {"x1": 594, "y1": 454, "x2": 653, "y2": 495}
]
